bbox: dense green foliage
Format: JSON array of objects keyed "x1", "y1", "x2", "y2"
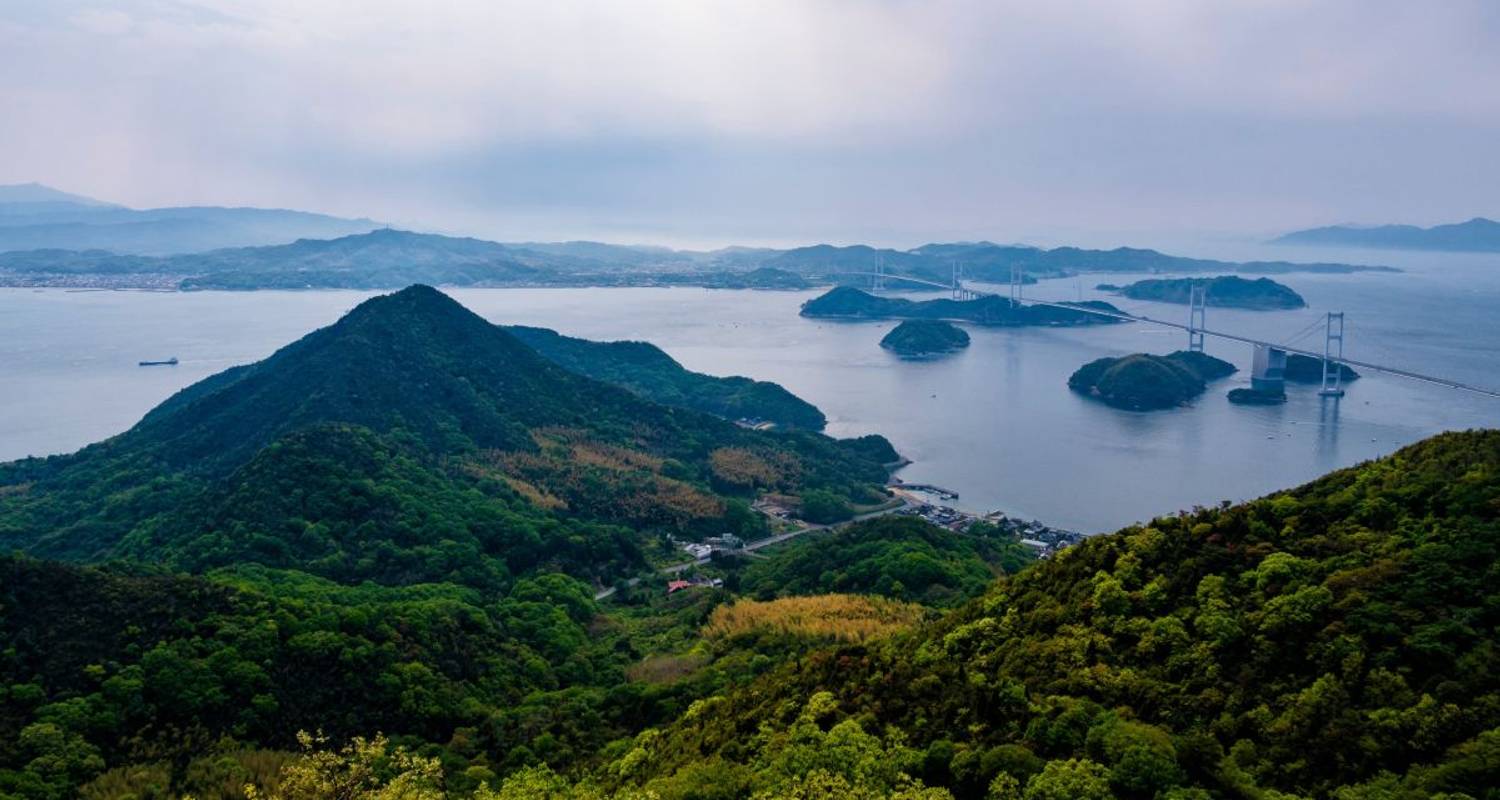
[
  {"x1": 736, "y1": 517, "x2": 1034, "y2": 607},
  {"x1": 0, "y1": 558, "x2": 628, "y2": 799},
  {"x1": 506, "y1": 325, "x2": 826, "y2": 430},
  {"x1": 0, "y1": 286, "x2": 893, "y2": 586},
  {"x1": 6, "y1": 282, "x2": 1497, "y2": 800},
  {"x1": 1068, "y1": 351, "x2": 1237, "y2": 411},
  {"x1": 1114, "y1": 276, "x2": 1307, "y2": 309},
  {"x1": 879, "y1": 321, "x2": 971, "y2": 357},
  {"x1": 611, "y1": 430, "x2": 1500, "y2": 799},
  {"x1": 800, "y1": 287, "x2": 1126, "y2": 327}
]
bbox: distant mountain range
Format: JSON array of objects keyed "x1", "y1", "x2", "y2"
[
  {"x1": 0, "y1": 231, "x2": 1397, "y2": 292},
  {"x1": 0, "y1": 182, "x2": 382, "y2": 254},
  {"x1": 1273, "y1": 217, "x2": 1500, "y2": 252},
  {"x1": 0, "y1": 183, "x2": 1400, "y2": 289}
]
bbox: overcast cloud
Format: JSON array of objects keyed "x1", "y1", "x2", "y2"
[{"x1": 1, "y1": 0, "x2": 1497, "y2": 247}]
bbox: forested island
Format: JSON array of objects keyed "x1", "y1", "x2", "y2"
[
  {"x1": 1285, "y1": 352, "x2": 1361, "y2": 382},
  {"x1": 1228, "y1": 386, "x2": 1287, "y2": 405},
  {"x1": 801, "y1": 286, "x2": 1125, "y2": 326},
  {"x1": 878, "y1": 319, "x2": 971, "y2": 357},
  {"x1": 1069, "y1": 350, "x2": 1237, "y2": 410},
  {"x1": 3, "y1": 284, "x2": 1499, "y2": 800},
  {"x1": 1106, "y1": 275, "x2": 1307, "y2": 309}
]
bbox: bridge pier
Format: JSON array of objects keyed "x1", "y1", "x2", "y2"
[{"x1": 1252, "y1": 344, "x2": 1288, "y2": 394}]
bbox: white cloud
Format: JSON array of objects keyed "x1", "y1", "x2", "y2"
[{"x1": 0, "y1": 0, "x2": 1496, "y2": 242}]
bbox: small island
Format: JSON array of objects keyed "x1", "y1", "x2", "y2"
[
  {"x1": 1069, "y1": 350, "x2": 1237, "y2": 411},
  {"x1": 800, "y1": 286, "x2": 1126, "y2": 327},
  {"x1": 1284, "y1": 353, "x2": 1360, "y2": 382},
  {"x1": 1228, "y1": 387, "x2": 1287, "y2": 405},
  {"x1": 879, "y1": 320, "x2": 970, "y2": 358},
  {"x1": 1107, "y1": 275, "x2": 1306, "y2": 310}
]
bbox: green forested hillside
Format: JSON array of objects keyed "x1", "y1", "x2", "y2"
[
  {"x1": 594, "y1": 430, "x2": 1500, "y2": 799},
  {"x1": 506, "y1": 325, "x2": 827, "y2": 430},
  {"x1": 40, "y1": 429, "x2": 1494, "y2": 800},
  {"x1": 0, "y1": 286, "x2": 893, "y2": 583},
  {"x1": 735, "y1": 517, "x2": 1033, "y2": 607},
  {"x1": 4, "y1": 285, "x2": 1497, "y2": 800}
]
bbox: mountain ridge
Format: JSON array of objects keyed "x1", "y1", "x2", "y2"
[{"x1": 1274, "y1": 216, "x2": 1500, "y2": 252}]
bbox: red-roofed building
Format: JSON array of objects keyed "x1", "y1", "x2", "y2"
[{"x1": 666, "y1": 580, "x2": 694, "y2": 595}]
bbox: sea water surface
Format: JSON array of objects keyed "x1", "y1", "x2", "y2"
[{"x1": 2, "y1": 243, "x2": 1497, "y2": 533}]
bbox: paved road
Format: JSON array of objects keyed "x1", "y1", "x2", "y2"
[{"x1": 593, "y1": 500, "x2": 907, "y2": 600}]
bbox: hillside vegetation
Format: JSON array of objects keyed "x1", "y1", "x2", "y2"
[
  {"x1": 801, "y1": 287, "x2": 1126, "y2": 327},
  {"x1": 880, "y1": 320, "x2": 972, "y2": 357},
  {"x1": 599, "y1": 430, "x2": 1500, "y2": 799},
  {"x1": 1068, "y1": 351, "x2": 1236, "y2": 411},
  {"x1": 703, "y1": 595, "x2": 931, "y2": 645},
  {"x1": 507, "y1": 325, "x2": 827, "y2": 429},
  {"x1": 0, "y1": 286, "x2": 894, "y2": 588},
  {"x1": 1112, "y1": 276, "x2": 1306, "y2": 310}
]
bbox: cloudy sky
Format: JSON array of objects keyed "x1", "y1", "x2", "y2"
[{"x1": 2, "y1": 0, "x2": 1497, "y2": 248}]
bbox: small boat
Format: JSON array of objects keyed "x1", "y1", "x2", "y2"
[{"x1": 138, "y1": 357, "x2": 179, "y2": 367}]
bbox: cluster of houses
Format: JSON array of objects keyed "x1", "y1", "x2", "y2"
[
  {"x1": 989, "y1": 514, "x2": 1086, "y2": 558},
  {"x1": 896, "y1": 501, "x2": 1085, "y2": 559},
  {"x1": 666, "y1": 576, "x2": 725, "y2": 595},
  {"x1": 672, "y1": 533, "x2": 746, "y2": 562}
]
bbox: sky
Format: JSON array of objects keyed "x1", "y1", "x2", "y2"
[{"x1": 1, "y1": 0, "x2": 1497, "y2": 249}]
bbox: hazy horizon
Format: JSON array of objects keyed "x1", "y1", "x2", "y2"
[{"x1": 3, "y1": 1, "x2": 1498, "y2": 249}]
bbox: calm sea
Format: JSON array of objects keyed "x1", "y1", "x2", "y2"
[{"x1": 2, "y1": 242, "x2": 1496, "y2": 533}]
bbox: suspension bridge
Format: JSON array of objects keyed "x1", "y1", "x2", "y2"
[{"x1": 834, "y1": 261, "x2": 1500, "y2": 400}]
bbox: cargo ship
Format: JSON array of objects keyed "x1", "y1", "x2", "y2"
[{"x1": 138, "y1": 357, "x2": 179, "y2": 366}]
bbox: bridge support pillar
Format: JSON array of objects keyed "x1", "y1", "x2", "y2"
[
  {"x1": 1009, "y1": 266, "x2": 1024, "y2": 307},
  {"x1": 1252, "y1": 345, "x2": 1287, "y2": 394}
]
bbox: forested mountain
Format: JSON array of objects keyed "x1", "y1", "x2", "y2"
[
  {"x1": 0, "y1": 286, "x2": 893, "y2": 587},
  {"x1": 4, "y1": 288, "x2": 1498, "y2": 800},
  {"x1": 1274, "y1": 217, "x2": 1500, "y2": 252},
  {"x1": 592, "y1": 430, "x2": 1500, "y2": 799}
]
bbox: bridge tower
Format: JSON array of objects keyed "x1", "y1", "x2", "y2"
[
  {"x1": 1009, "y1": 266, "x2": 1024, "y2": 307},
  {"x1": 1187, "y1": 284, "x2": 1207, "y2": 352},
  {"x1": 951, "y1": 262, "x2": 971, "y2": 300},
  {"x1": 1320, "y1": 312, "x2": 1347, "y2": 397},
  {"x1": 873, "y1": 257, "x2": 886, "y2": 292}
]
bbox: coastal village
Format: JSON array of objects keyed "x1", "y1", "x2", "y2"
[{"x1": 650, "y1": 482, "x2": 1087, "y2": 598}]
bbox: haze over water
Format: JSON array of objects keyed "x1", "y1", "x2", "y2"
[{"x1": 2, "y1": 242, "x2": 1495, "y2": 533}]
